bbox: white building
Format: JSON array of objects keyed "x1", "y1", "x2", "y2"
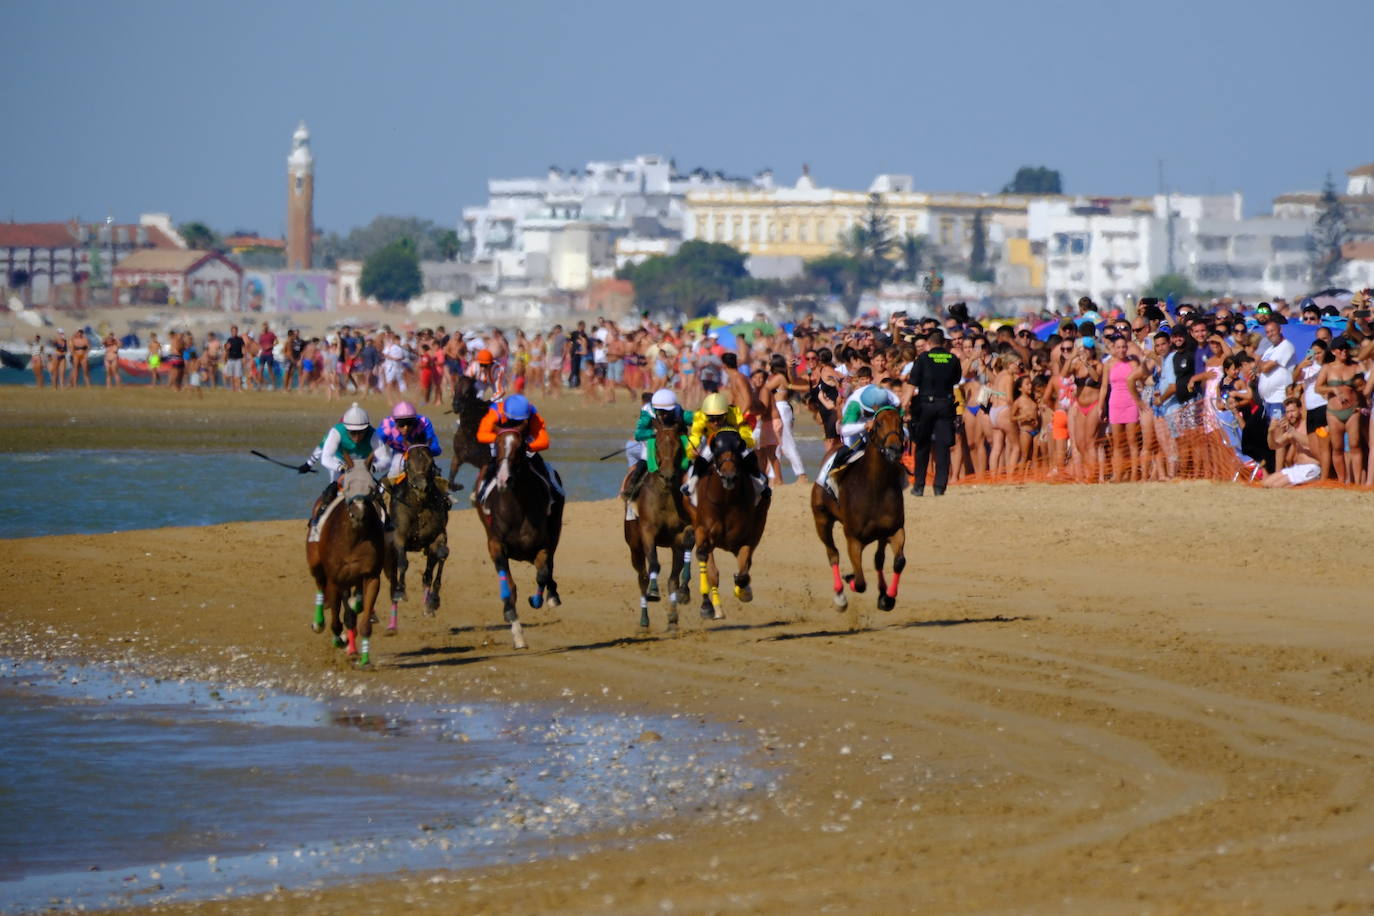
[
  {"x1": 1033, "y1": 193, "x2": 1313, "y2": 309},
  {"x1": 1339, "y1": 242, "x2": 1374, "y2": 290},
  {"x1": 459, "y1": 154, "x2": 768, "y2": 289}
]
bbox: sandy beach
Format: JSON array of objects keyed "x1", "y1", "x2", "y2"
[{"x1": 5, "y1": 389, "x2": 1374, "y2": 913}]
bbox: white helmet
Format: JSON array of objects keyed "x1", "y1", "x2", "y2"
[
  {"x1": 342, "y1": 402, "x2": 370, "y2": 431},
  {"x1": 650, "y1": 388, "x2": 678, "y2": 410}
]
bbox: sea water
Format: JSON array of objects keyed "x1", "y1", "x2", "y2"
[
  {"x1": 0, "y1": 657, "x2": 766, "y2": 913},
  {"x1": 0, "y1": 436, "x2": 826, "y2": 538}
]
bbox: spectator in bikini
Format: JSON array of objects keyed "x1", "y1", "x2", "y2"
[
  {"x1": 69, "y1": 328, "x2": 92, "y2": 386},
  {"x1": 102, "y1": 330, "x2": 121, "y2": 387},
  {"x1": 1316, "y1": 338, "x2": 1362, "y2": 483}
]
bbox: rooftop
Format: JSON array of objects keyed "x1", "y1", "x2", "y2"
[
  {"x1": 0, "y1": 220, "x2": 177, "y2": 249},
  {"x1": 113, "y1": 249, "x2": 236, "y2": 274}
]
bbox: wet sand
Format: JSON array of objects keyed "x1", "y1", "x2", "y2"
[{"x1": 6, "y1": 389, "x2": 1374, "y2": 912}]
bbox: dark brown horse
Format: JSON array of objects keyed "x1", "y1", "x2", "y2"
[
  {"x1": 448, "y1": 374, "x2": 491, "y2": 491},
  {"x1": 811, "y1": 405, "x2": 907, "y2": 613},
  {"x1": 624, "y1": 419, "x2": 695, "y2": 631},
  {"x1": 686, "y1": 429, "x2": 769, "y2": 620},
  {"x1": 476, "y1": 428, "x2": 564, "y2": 649},
  {"x1": 306, "y1": 456, "x2": 389, "y2": 667},
  {"x1": 388, "y1": 444, "x2": 450, "y2": 620}
]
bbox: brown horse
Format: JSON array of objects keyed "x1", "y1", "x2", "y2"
[
  {"x1": 624, "y1": 419, "x2": 695, "y2": 631},
  {"x1": 686, "y1": 429, "x2": 769, "y2": 620},
  {"x1": 448, "y1": 374, "x2": 491, "y2": 491},
  {"x1": 306, "y1": 456, "x2": 389, "y2": 667},
  {"x1": 811, "y1": 405, "x2": 907, "y2": 613},
  {"x1": 476, "y1": 428, "x2": 564, "y2": 649},
  {"x1": 388, "y1": 444, "x2": 450, "y2": 620}
]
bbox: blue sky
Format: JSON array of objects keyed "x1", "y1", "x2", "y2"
[{"x1": 4, "y1": 0, "x2": 1371, "y2": 235}]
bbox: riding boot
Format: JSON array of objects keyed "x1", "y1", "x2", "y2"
[
  {"x1": 621, "y1": 459, "x2": 648, "y2": 501},
  {"x1": 824, "y1": 443, "x2": 853, "y2": 495}
]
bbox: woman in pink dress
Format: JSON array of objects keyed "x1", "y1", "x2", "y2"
[{"x1": 1102, "y1": 335, "x2": 1145, "y2": 482}]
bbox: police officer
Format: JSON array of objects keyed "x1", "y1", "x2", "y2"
[{"x1": 906, "y1": 329, "x2": 961, "y2": 496}]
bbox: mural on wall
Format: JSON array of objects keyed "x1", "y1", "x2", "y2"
[
  {"x1": 243, "y1": 272, "x2": 270, "y2": 312},
  {"x1": 275, "y1": 272, "x2": 329, "y2": 311}
]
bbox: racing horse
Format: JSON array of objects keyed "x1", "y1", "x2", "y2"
[
  {"x1": 686, "y1": 429, "x2": 769, "y2": 620},
  {"x1": 306, "y1": 455, "x2": 390, "y2": 667},
  {"x1": 624, "y1": 418, "x2": 695, "y2": 632},
  {"x1": 810, "y1": 404, "x2": 907, "y2": 612},
  {"x1": 476, "y1": 428, "x2": 564, "y2": 649},
  {"x1": 448, "y1": 373, "x2": 491, "y2": 492},
  {"x1": 388, "y1": 443, "x2": 450, "y2": 620}
]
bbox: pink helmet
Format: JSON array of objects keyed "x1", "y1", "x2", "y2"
[{"x1": 391, "y1": 401, "x2": 417, "y2": 420}]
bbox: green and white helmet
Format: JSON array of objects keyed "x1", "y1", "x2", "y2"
[{"x1": 342, "y1": 402, "x2": 371, "y2": 431}]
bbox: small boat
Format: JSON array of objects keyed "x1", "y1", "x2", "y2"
[{"x1": 117, "y1": 357, "x2": 175, "y2": 378}]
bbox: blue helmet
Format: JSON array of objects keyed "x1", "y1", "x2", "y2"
[
  {"x1": 859, "y1": 386, "x2": 889, "y2": 411},
  {"x1": 502, "y1": 394, "x2": 533, "y2": 421}
]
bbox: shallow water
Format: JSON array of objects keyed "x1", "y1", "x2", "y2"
[
  {"x1": 0, "y1": 436, "x2": 825, "y2": 538},
  {"x1": 0, "y1": 657, "x2": 766, "y2": 913}
]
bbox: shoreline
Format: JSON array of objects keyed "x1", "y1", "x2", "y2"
[{"x1": 7, "y1": 477, "x2": 1374, "y2": 912}]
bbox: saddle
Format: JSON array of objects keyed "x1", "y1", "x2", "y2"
[
  {"x1": 819, "y1": 443, "x2": 867, "y2": 498},
  {"x1": 307, "y1": 493, "x2": 346, "y2": 542}
]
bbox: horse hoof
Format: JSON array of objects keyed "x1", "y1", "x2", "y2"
[
  {"x1": 700, "y1": 605, "x2": 714, "y2": 619},
  {"x1": 528, "y1": 594, "x2": 544, "y2": 609},
  {"x1": 547, "y1": 594, "x2": 561, "y2": 608},
  {"x1": 311, "y1": 622, "x2": 324, "y2": 634},
  {"x1": 333, "y1": 636, "x2": 346, "y2": 649},
  {"x1": 385, "y1": 626, "x2": 398, "y2": 636},
  {"x1": 369, "y1": 612, "x2": 379, "y2": 625},
  {"x1": 833, "y1": 592, "x2": 848, "y2": 611},
  {"x1": 666, "y1": 621, "x2": 679, "y2": 634},
  {"x1": 877, "y1": 593, "x2": 895, "y2": 612},
  {"x1": 733, "y1": 585, "x2": 753, "y2": 603},
  {"x1": 646, "y1": 583, "x2": 661, "y2": 602}
]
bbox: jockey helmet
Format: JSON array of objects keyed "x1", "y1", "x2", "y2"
[
  {"x1": 502, "y1": 394, "x2": 532, "y2": 421},
  {"x1": 476, "y1": 349, "x2": 494, "y2": 365},
  {"x1": 701, "y1": 393, "x2": 729, "y2": 418},
  {"x1": 391, "y1": 401, "x2": 417, "y2": 420},
  {"x1": 859, "y1": 386, "x2": 889, "y2": 412},
  {"x1": 650, "y1": 388, "x2": 677, "y2": 410},
  {"x1": 342, "y1": 402, "x2": 370, "y2": 431}
]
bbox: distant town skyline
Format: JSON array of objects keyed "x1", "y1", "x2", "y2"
[{"x1": 4, "y1": 0, "x2": 1371, "y2": 235}]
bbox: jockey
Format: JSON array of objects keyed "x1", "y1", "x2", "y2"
[
  {"x1": 301, "y1": 402, "x2": 389, "y2": 525},
  {"x1": 820, "y1": 383, "x2": 902, "y2": 495},
  {"x1": 684, "y1": 392, "x2": 766, "y2": 503},
  {"x1": 474, "y1": 393, "x2": 562, "y2": 500},
  {"x1": 467, "y1": 348, "x2": 505, "y2": 400},
  {"x1": 380, "y1": 401, "x2": 444, "y2": 483},
  {"x1": 621, "y1": 388, "x2": 693, "y2": 500}
]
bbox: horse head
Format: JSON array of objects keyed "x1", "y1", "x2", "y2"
[
  {"x1": 452, "y1": 373, "x2": 476, "y2": 412},
  {"x1": 709, "y1": 429, "x2": 745, "y2": 490},
  {"x1": 653, "y1": 418, "x2": 686, "y2": 481},
  {"x1": 337, "y1": 456, "x2": 379, "y2": 528},
  {"x1": 404, "y1": 444, "x2": 436, "y2": 497},
  {"x1": 493, "y1": 427, "x2": 527, "y2": 490},
  {"x1": 872, "y1": 406, "x2": 905, "y2": 464}
]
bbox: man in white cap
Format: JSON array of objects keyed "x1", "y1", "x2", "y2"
[
  {"x1": 620, "y1": 388, "x2": 693, "y2": 500},
  {"x1": 301, "y1": 402, "x2": 390, "y2": 526}
]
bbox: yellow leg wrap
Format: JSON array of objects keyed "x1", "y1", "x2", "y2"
[{"x1": 699, "y1": 566, "x2": 710, "y2": 596}]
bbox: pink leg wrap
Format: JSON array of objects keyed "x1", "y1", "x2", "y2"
[
  {"x1": 345, "y1": 629, "x2": 358, "y2": 655},
  {"x1": 831, "y1": 564, "x2": 843, "y2": 593},
  {"x1": 886, "y1": 572, "x2": 901, "y2": 599}
]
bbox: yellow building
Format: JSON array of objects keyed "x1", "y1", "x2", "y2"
[{"x1": 684, "y1": 169, "x2": 1041, "y2": 266}]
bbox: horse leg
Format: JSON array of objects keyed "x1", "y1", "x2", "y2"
[
  {"x1": 325, "y1": 581, "x2": 345, "y2": 648},
  {"x1": 530, "y1": 548, "x2": 554, "y2": 610},
  {"x1": 844, "y1": 534, "x2": 867, "y2": 594},
  {"x1": 358, "y1": 575, "x2": 379, "y2": 666},
  {"x1": 732, "y1": 544, "x2": 754, "y2": 603},
  {"x1": 629, "y1": 531, "x2": 651, "y2": 630},
  {"x1": 544, "y1": 552, "x2": 562, "y2": 608},
  {"x1": 391, "y1": 529, "x2": 409, "y2": 604},
  {"x1": 425, "y1": 534, "x2": 448, "y2": 615},
  {"x1": 343, "y1": 589, "x2": 360, "y2": 657},
  {"x1": 311, "y1": 571, "x2": 326, "y2": 633},
  {"x1": 811, "y1": 504, "x2": 847, "y2": 610},
  {"x1": 489, "y1": 543, "x2": 526, "y2": 650},
  {"x1": 875, "y1": 540, "x2": 895, "y2": 612},
  {"x1": 883, "y1": 527, "x2": 906, "y2": 609},
  {"x1": 696, "y1": 541, "x2": 714, "y2": 619},
  {"x1": 665, "y1": 540, "x2": 683, "y2": 632}
]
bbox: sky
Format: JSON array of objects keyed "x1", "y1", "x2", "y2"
[{"x1": 4, "y1": 0, "x2": 1372, "y2": 236}]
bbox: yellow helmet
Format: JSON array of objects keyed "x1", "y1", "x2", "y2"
[{"x1": 701, "y1": 393, "x2": 730, "y2": 417}]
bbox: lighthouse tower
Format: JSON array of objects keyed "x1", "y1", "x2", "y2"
[{"x1": 286, "y1": 121, "x2": 314, "y2": 269}]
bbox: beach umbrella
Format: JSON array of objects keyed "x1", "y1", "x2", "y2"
[
  {"x1": 1309, "y1": 288, "x2": 1353, "y2": 310},
  {"x1": 713, "y1": 321, "x2": 778, "y2": 341}
]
